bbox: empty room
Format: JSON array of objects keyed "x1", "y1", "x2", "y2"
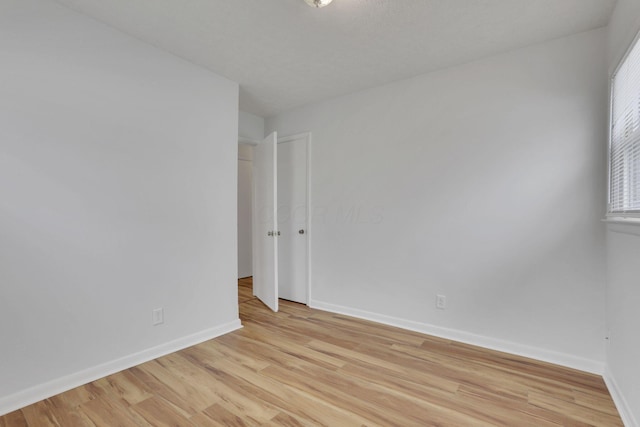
[{"x1": 1, "y1": 0, "x2": 639, "y2": 425}]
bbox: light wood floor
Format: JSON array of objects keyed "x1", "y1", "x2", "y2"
[{"x1": 0, "y1": 277, "x2": 623, "y2": 426}]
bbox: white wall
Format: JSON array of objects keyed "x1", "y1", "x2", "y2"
[
  {"x1": 238, "y1": 145, "x2": 254, "y2": 278},
  {"x1": 605, "y1": 226, "x2": 640, "y2": 426},
  {"x1": 267, "y1": 28, "x2": 608, "y2": 372},
  {"x1": 605, "y1": 1, "x2": 640, "y2": 425},
  {"x1": 0, "y1": 0, "x2": 239, "y2": 414},
  {"x1": 239, "y1": 111, "x2": 265, "y2": 142},
  {"x1": 607, "y1": 0, "x2": 640, "y2": 72}
]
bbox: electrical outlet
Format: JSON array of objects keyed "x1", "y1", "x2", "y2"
[
  {"x1": 152, "y1": 307, "x2": 164, "y2": 325},
  {"x1": 436, "y1": 295, "x2": 446, "y2": 310}
]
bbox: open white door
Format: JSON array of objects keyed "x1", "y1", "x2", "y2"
[{"x1": 252, "y1": 132, "x2": 278, "y2": 312}]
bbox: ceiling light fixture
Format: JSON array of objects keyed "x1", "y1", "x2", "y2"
[{"x1": 304, "y1": 0, "x2": 333, "y2": 8}]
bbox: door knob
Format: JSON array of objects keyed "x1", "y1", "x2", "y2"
[{"x1": 299, "y1": 229, "x2": 305, "y2": 234}]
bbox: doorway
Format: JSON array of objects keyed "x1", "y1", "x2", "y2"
[
  {"x1": 237, "y1": 142, "x2": 254, "y2": 279},
  {"x1": 277, "y1": 134, "x2": 310, "y2": 304},
  {"x1": 249, "y1": 132, "x2": 311, "y2": 311}
]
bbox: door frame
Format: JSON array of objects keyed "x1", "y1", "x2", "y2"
[
  {"x1": 236, "y1": 136, "x2": 261, "y2": 284},
  {"x1": 277, "y1": 132, "x2": 312, "y2": 305},
  {"x1": 245, "y1": 132, "x2": 312, "y2": 306},
  {"x1": 238, "y1": 137, "x2": 258, "y2": 281}
]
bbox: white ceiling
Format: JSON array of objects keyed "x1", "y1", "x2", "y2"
[{"x1": 53, "y1": 0, "x2": 617, "y2": 117}]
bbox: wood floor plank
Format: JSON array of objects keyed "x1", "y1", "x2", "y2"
[
  {"x1": 201, "y1": 403, "x2": 255, "y2": 427},
  {"x1": 127, "y1": 365, "x2": 208, "y2": 418},
  {"x1": 182, "y1": 339, "x2": 272, "y2": 373},
  {"x1": 262, "y1": 412, "x2": 310, "y2": 427},
  {"x1": 160, "y1": 353, "x2": 281, "y2": 424},
  {"x1": 135, "y1": 358, "x2": 216, "y2": 414},
  {"x1": 306, "y1": 339, "x2": 460, "y2": 394},
  {"x1": 0, "y1": 277, "x2": 624, "y2": 426},
  {"x1": 528, "y1": 390, "x2": 624, "y2": 426},
  {"x1": 204, "y1": 355, "x2": 380, "y2": 427},
  {"x1": 48, "y1": 386, "x2": 95, "y2": 409},
  {"x1": 423, "y1": 339, "x2": 608, "y2": 394},
  {"x1": 454, "y1": 384, "x2": 563, "y2": 427},
  {"x1": 352, "y1": 340, "x2": 532, "y2": 408},
  {"x1": 234, "y1": 322, "x2": 348, "y2": 370},
  {"x1": 20, "y1": 401, "x2": 60, "y2": 427},
  {"x1": 573, "y1": 388, "x2": 621, "y2": 417},
  {"x1": 189, "y1": 412, "x2": 227, "y2": 427},
  {"x1": 78, "y1": 391, "x2": 151, "y2": 427},
  {"x1": 306, "y1": 313, "x2": 428, "y2": 348},
  {"x1": 259, "y1": 363, "x2": 411, "y2": 426},
  {"x1": 93, "y1": 370, "x2": 152, "y2": 406},
  {"x1": 132, "y1": 396, "x2": 196, "y2": 427},
  {"x1": 0, "y1": 410, "x2": 28, "y2": 427},
  {"x1": 39, "y1": 397, "x2": 96, "y2": 427},
  {"x1": 215, "y1": 333, "x2": 337, "y2": 373}
]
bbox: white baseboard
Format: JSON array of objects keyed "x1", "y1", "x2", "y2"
[
  {"x1": 604, "y1": 367, "x2": 639, "y2": 427},
  {"x1": 309, "y1": 299, "x2": 604, "y2": 375},
  {"x1": 0, "y1": 319, "x2": 242, "y2": 417}
]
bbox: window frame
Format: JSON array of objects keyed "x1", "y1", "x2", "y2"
[{"x1": 608, "y1": 28, "x2": 640, "y2": 219}]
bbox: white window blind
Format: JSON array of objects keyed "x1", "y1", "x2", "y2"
[{"x1": 610, "y1": 34, "x2": 640, "y2": 214}]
